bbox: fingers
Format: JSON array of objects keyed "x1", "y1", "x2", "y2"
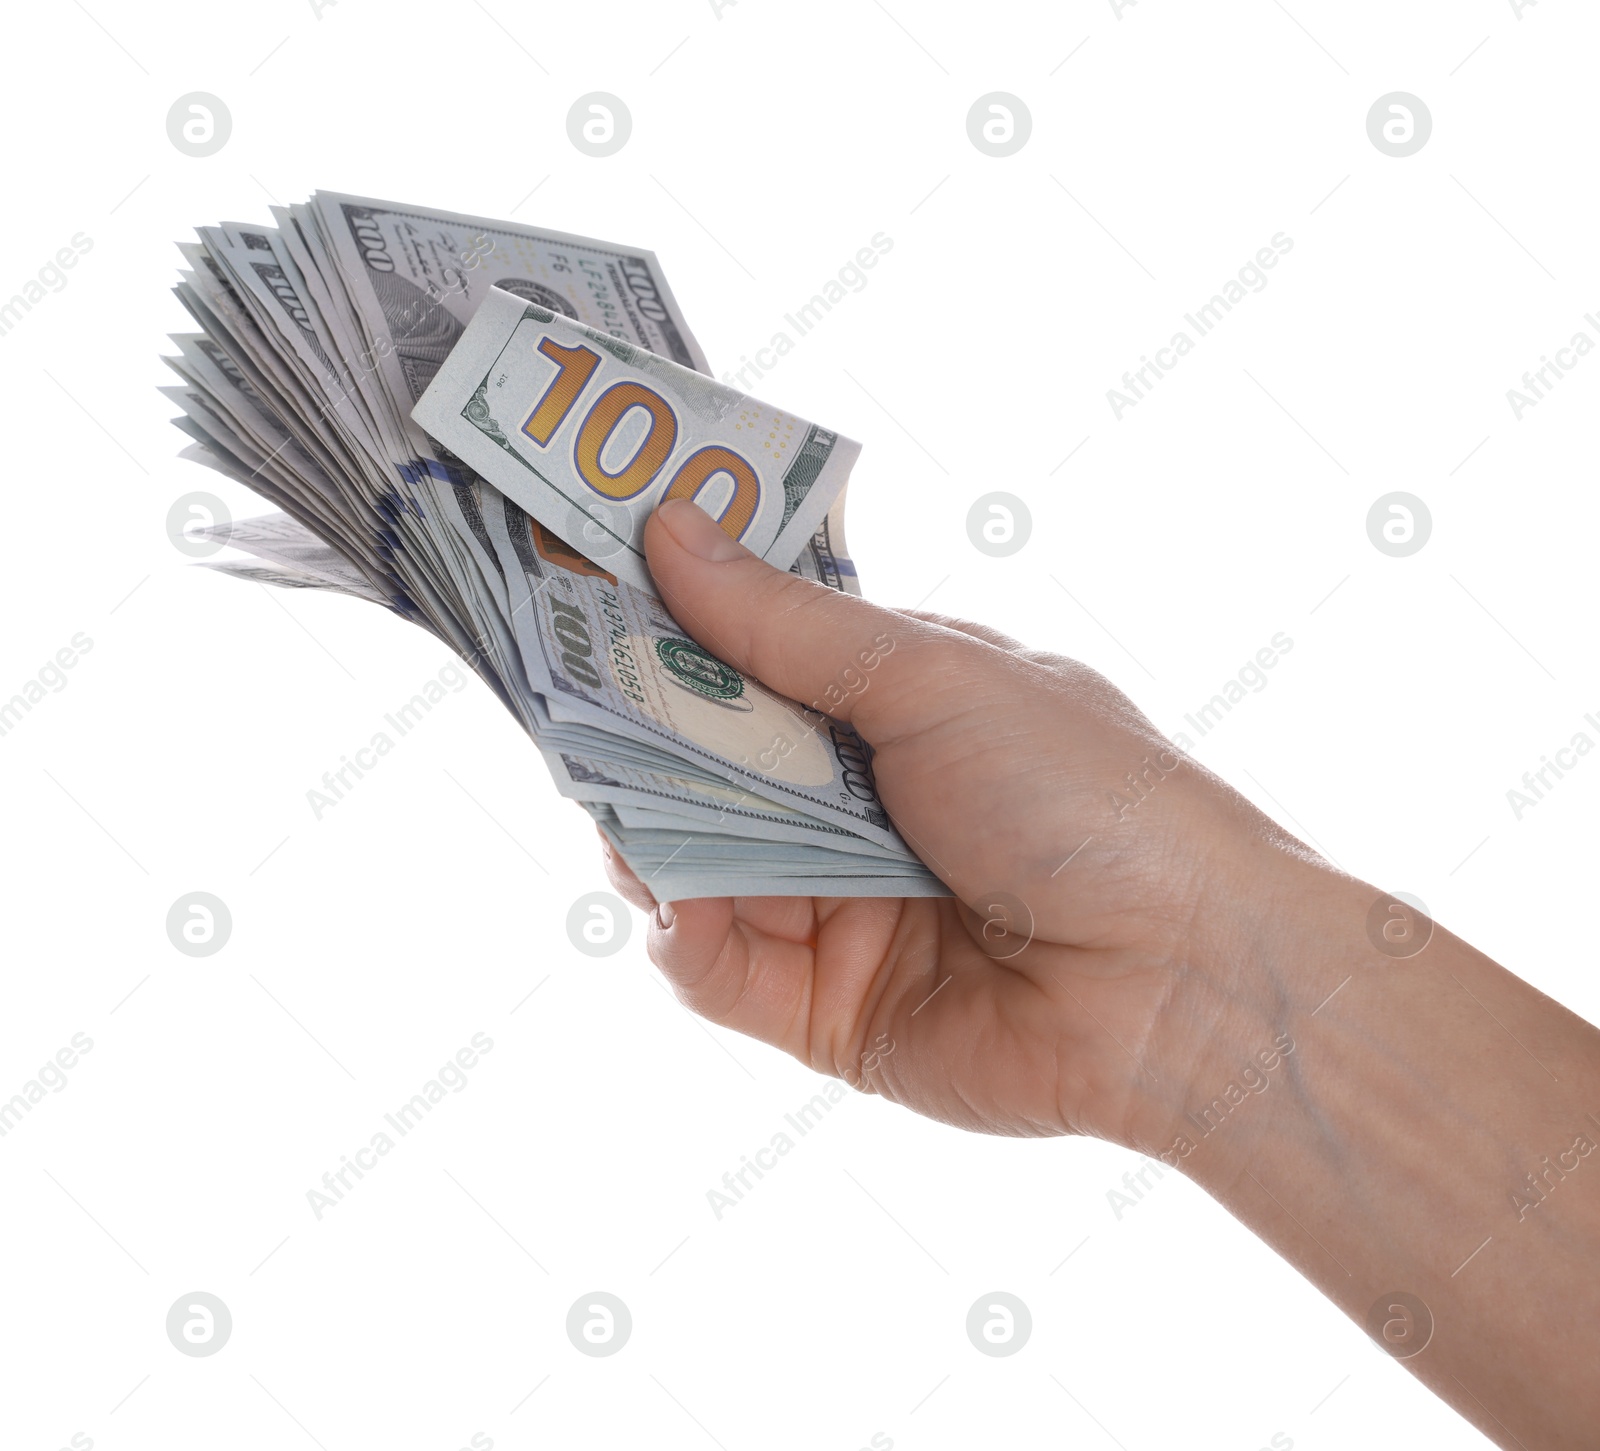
[
  {"x1": 645, "y1": 498, "x2": 1002, "y2": 743},
  {"x1": 597, "y1": 824, "x2": 815, "y2": 1052},
  {"x1": 596, "y1": 826, "x2": 659, "y2": 915},
  {"x1": 648, "y1": 896, "x2": 814, "y2": 1054},
  {"x1": 599, "y1": 806, "x2": 858, "y2": 1075}
]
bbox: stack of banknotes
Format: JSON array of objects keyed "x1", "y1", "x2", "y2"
[{"x1": 162, "y1": 193, "x2": 945, "y2": 898}]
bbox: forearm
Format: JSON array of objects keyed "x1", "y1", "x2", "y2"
[{"x1": 1156, "y1": 862, "x2": 1600, "y2": 1449}]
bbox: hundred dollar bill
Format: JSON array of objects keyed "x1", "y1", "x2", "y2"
[
  {"x1": 308, "y1": 190, "x2": 708, "y2": 433},
  {"x1": 200, "y1": 556, "x2": 388, "y2": 602},
  {"x1": 163, "y1": 192, "x2": 945, "y2": 897},
  {"x1": 411, "y1": 286, "x2": 860, "y2": 594},
  {"x1": 193, "y1": 513, "x2": 391, "y2": 602},
  {"x1": 582, "y1": 803, "x2": 948, "y2": 901},
  {"x1": 544, "y1": 747, "x2": 909, "y2": 853},
  {"x1": 481, "y1": 489, "x2": 905, "y2": 851},
  {"x1": 305, "y1": 193, "x2": 717, "y2": 620}
]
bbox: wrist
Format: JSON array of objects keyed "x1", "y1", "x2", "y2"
[{"x1": 1122, "y1": 839, "x2": 1373, "y2": 1173}]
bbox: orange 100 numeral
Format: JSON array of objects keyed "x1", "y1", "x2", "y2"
[{"x1": 519, "y1": 333, "x2": 761, "y2": 535}]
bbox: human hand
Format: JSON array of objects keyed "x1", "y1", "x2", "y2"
[
  {"x1": 597, "y1": 500, "x2": 1600, "y2": 1447},
  {"x1": 601, "y1": 497, "x2": 1326, "y2": 1151}
]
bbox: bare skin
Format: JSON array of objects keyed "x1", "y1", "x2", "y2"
[{"x1": 601, "y1": 497, "x2": 1600, "y2": 1449}]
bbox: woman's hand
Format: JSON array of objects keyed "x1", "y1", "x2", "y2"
[
  {"x1": 601, "y1": 499, "x2": 1600, "y2": 1448},
  {"x1": 600, "y1": 497, "x2": 1318, "y2": 1152}
]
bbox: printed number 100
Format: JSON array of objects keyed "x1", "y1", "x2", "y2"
[{"x1": 521, "y1": 335, "x2": 761, "y2": 538}]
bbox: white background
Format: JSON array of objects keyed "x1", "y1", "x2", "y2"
[{"x1": 1, "y1": 1, "x2": 1595, "y2": 1447}]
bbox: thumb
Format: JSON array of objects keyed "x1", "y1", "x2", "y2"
[{"x1": 643, "y1": 498, "x2": 990, "y2": 742}]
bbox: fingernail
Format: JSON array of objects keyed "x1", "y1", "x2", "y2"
[
  {"x1": 655, "y1": 900, "x2": 676, "y2": 930},
  {"x1": 657, "y1": 498, "x2": 748, "y2": 562}
]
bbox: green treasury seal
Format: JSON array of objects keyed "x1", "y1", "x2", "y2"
[{"x1": 655, "y1": 637, "x2": 746, "y2": 702}]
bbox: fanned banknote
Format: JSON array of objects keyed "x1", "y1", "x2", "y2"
[
  {"x1": 412, "y1": 286, "x2": 860, "y2": 594},
  {"x1": 162, "y1": 193, "x2": 945, "y2": 899}
]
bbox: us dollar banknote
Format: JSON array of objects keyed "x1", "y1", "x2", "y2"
[
  {"x1": 162, "y1": 193, "x2": 944, "y2": 899},
  {"x1": 481, "y1": 490, "x2": 900, "y2": 848},
  {"x1": 309, "y1": 191, "x2": 707, "y2": 443},
  {"x1": 412, "y1": 286, "x2": 860, "y2": 595}
]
